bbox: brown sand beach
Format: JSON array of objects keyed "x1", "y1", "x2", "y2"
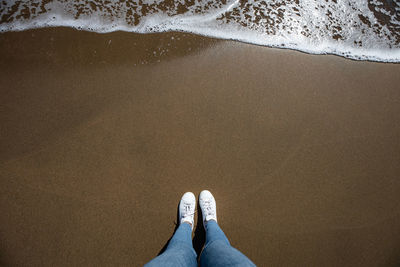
[{"x1": 1, "y1": 28, "x2": 400, "y2": 266}]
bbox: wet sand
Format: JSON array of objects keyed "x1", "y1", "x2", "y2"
[{"x1": 1, "y1": 28, "x2": 400, "y2": 266}]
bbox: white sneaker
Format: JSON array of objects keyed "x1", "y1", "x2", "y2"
[
  {"x1": 179, "y1": 192, "x2": 196, "y2": 230},
  {"x1": 199, "y1": 190, "x2": 217, "y2": 225}
]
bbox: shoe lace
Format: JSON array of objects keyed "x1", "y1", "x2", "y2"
[
  {"x1": 176, "y1": 203, "x2": 196, "y2": 226},
  {"x1": 182, "y1": 202, "x2": 196, "y2": 217},
  {"x1": 202, "y1": 200, "x2": 215, "y2": 216}
]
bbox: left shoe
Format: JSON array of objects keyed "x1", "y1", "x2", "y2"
[{"x1": 179, "y1": 192, "x2": 196, "y2": 230}]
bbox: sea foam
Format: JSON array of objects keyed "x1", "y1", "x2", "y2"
[{"x1": 1, "y1": 0, "x2": 399, "y2": 62}]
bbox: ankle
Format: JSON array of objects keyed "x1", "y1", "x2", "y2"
[{"x1": 182, "y1": 221, "x2": 193, "y2": 228}]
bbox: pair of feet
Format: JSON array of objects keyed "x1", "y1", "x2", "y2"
[{"x1": 179, "y1": 190, "x2": 217, "y2": 230}]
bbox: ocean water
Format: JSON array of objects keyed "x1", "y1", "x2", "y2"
[{"x1": 1, "y1": 0, "x2": 399, "y2": 62}]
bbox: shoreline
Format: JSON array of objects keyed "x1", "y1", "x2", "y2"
[{"x1": 2, "y1": 27, "x2": 400, "y2": 64}]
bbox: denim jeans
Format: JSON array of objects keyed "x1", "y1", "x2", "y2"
[{"x1": 144, "y1": 221, "x2": 256, "y2": 267}]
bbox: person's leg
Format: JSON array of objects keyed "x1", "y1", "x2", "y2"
[
  {"x1": 204, "y1": 219, "x2": 230, "y2": 246},
  {"x1": 199, "y1": 190, "x2": 256, "y2": 267},
  {"x1": 144, "y1": 192, "x2": 197, "y2": 267},
  {"x1": 145, "y1": 223, "x2": 197, "y2": 267}
]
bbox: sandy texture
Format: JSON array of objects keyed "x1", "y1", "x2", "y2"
[{"x1": 1, "y1": 28, "x2": 400, "y2": 266}]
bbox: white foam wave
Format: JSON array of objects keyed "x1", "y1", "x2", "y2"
[{"x1": 1, "y1": 0, "x2": 399, "y2": 62}]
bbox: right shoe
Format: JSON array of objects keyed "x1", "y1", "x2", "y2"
[{"x1": 199, "y1": 190, "x2": 217, "y2": 225}]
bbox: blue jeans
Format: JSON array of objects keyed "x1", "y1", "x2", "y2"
[{"x1": 145, "y1": 221, "x2": 255, "y2": 267}]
